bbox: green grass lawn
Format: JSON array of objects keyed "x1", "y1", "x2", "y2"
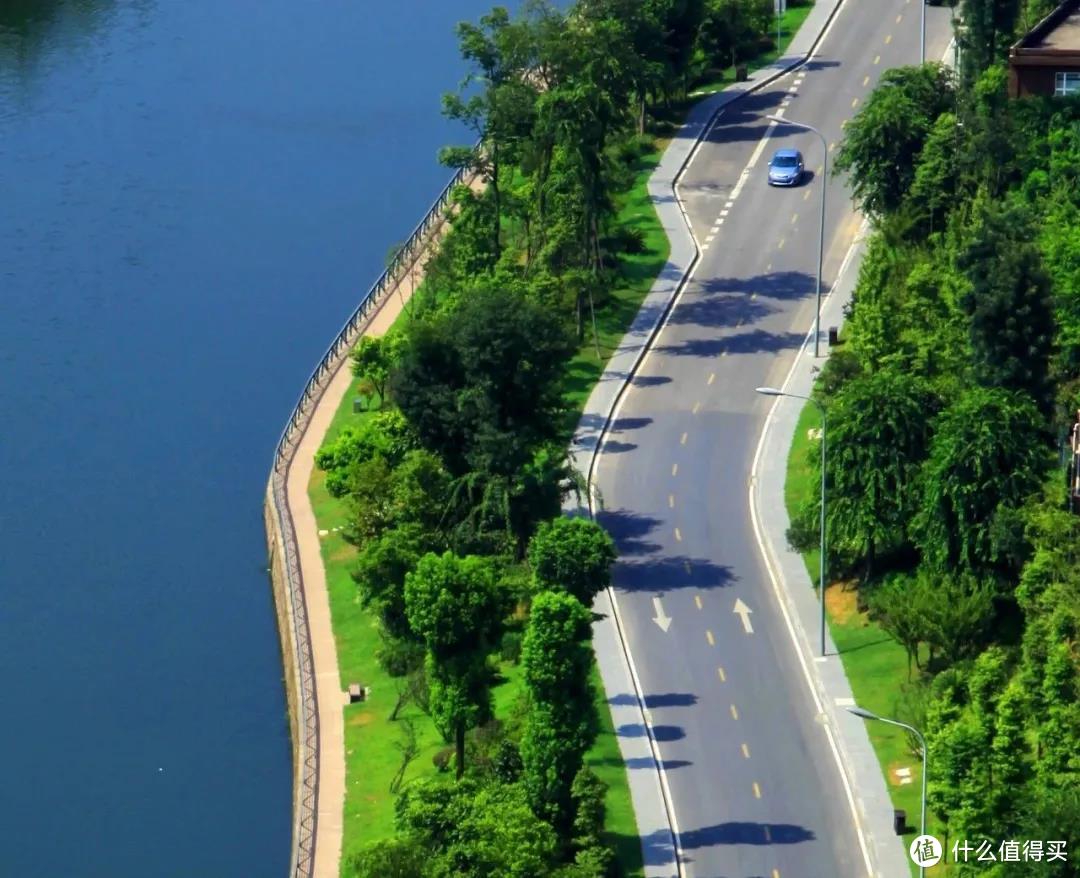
[{"x1": 785, "y1": 401, "x2": 938, "y2": 878}]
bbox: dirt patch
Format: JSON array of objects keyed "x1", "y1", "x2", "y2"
[
  {"x1": 329, "y1": 544, "x2": 358, "y2": 564},
  {"x1": 825, "y1": 582, "x2": 862, "y2": 626},
  {"x1": 347, "y1": 708, "x2": 375, "y2": 727}
]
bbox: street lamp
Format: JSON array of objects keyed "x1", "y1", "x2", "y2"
[
  {"x1": 766, "y1": 114, "x2": 827, "y2": 357},
  {"x1": 920, "y1": 0, "x2": 926, "y2": 64},
  {"x1": 848, "y1": 706, "x2": 929, "y2": 877},
  {"x1": 756, "y1": 386, "x2": 827, "y2": 656}
]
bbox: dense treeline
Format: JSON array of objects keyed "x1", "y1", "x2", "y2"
[
  {"x1": 791, "y1": 0, "x2": 1080, "y2": 870},
  {"x1": 319, "y1": 2, "x2": 799, "y2": 876}
]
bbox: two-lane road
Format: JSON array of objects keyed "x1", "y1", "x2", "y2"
[{"x1": 597, "y1": 3, "x2": 954, "y2": 876}]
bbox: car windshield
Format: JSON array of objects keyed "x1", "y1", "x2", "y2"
[{"x1": 772, "y1": 155, "x2": 798, "y2": 168}]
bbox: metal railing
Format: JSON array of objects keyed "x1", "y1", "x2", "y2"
[
  {"x1": 268, "y1": 473, "x2": 320, "y2": 878},
  {"x1": 266, "y1": 158, "x2": 476, "y2": 878},
  {"x1": 272, "y1": 160, "x2": 474, "y2": 473}
]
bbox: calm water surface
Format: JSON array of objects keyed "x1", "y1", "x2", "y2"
[{"x1": 0, "y1": 1, "x2": 507, "y2": 875}]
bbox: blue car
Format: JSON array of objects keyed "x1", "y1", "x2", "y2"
[{"x1": 767, "y1": 148, "x2": 805, "y2": 186}]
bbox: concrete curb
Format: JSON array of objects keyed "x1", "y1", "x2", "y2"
[
  {"x1": 746, "y1": 218, "x2": 912, "y2": 878},
  {"x1": 563, "y1": 2, "x2": 864, "y2": 876}
]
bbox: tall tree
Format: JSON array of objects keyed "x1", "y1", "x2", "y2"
[
  {"x1": 391, "y1": 282, "x2": 574, "y2": 479},
  {"x1": 521, "y1": 591, "x2": 599, "y2": 836},
  {"x1": 907, "y1": 111, "x2": 963, "y2": 234},
  {"x1": 537, "y1": 12, "x2": 636, "y2": 276},
  {"x1": 404, "y1": 552, "x2": 509, "y2": 778},
  {"x1": 440, "y1": 7, "x2": 538, "y2": 261},
  {"x1": 825, "y1": 368, "x2": 937, "y2": 574},
  {"x1": 835, "y1": 64, "x2": 956, "y2": 217},
  {"x1": 350, "y1": 333, "x2": 402, "y2": 405},
  {"x1": 353, "y1": 522, "x2": 445, "y2": 649},
  {"x1": 394, "y1": 778, "x2": 559, "y2": 878},
  {"x1": 915, "y1": 386, "x2": 1048, "y2": 571},
  {"x1": 346, "y1": 836, "x2": 429, "y2": 878},
  {"x1": 956, "y1": 195, "x2": 1056, "y2": 415},
  {"x1": 960, "y1": 0, "x2": 1022, "y2": 86},
  {"x1": 527, "y1": 516, "x2": 617, "y2": 605}
]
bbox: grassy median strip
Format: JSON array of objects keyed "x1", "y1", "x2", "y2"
[{"x1": 786, "y1": 403, "x2": 926, "y2": 878}]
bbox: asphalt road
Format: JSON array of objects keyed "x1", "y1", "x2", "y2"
[{"x1": 594, "y1": 3, "x2": 955, "y2": 877}]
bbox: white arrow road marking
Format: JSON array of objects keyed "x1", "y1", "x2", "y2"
[
  {"x1": 652, "y1": 597, "x2": 673, "y2": 632},
  {"x1": 733, "y1": 598, "x2": 754, "y2": 634}
]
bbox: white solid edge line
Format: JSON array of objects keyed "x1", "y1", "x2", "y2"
[
  {"x1": 590, "y1": 1, "x2": 864, "y2": 875},
  {"x1": 746, "y1": 225, "x2": 875, "y2": 878}
]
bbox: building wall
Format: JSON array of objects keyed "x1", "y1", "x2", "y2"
[{"x1": 1010, "y1": 61, "x2": 1080, "y2": 96}]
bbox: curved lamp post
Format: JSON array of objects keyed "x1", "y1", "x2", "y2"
[
  {"x1": 766, "y1": 114, "x2": 827, "y2": 357},
  {"x1": 848, "y1": 706, "x2": 929, "y2": 876},
  {"x1": 756, "y1": 386, "x2": 826, "y2": 655},
  {"x1": 921, "y1": 0, "x2": 927, "y2": 64}
]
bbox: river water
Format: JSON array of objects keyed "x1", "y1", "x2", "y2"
[{"x1": 0, "y1": 2, "x2": 506, "y2": 875}]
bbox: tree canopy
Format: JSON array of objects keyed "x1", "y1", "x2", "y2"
[{"x1": 527, "y1": 516, "x2": 617, "y2": 605}]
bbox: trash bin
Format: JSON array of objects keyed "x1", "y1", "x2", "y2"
[
  {"x1": 828, "y1": 326, "x2": 839, "y2": 347},
  {"x1": 735, "y1": 64, "x2": 748, "y2": 82},
  {"x1": 893, "y1": 809, "x2": 907, "y2": 835}
]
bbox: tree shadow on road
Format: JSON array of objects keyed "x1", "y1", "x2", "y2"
[
  {"x1": 665, "y1": 292, "x2": 774, "y2": 329},
  {"x1": 591, "y1": 755, "x2": 695, "y2": 771},
  {"x1": 608, "y1": 692, "x2": 700, "y2": 708},
  {"x1": 617, "y1": 723, "x2": 686, "y2": 742},
  {"x1": 655, "y1": 328, "x2": 806, "y2": 358},
  {"x1": 680, "y1": 821, "x2": 816, "y2": 848},
  {"x1": 597, "y1": 509, "x2": 664, "y2": 556},
  {"x1": 614, "y1": 554, "x2": 736, "y2": 593},
  {"x1": 695, "y1": 269, "x2": 825, "y2": 303}
]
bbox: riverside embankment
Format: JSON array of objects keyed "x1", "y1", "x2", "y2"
[{"x1": 264, "y1": 166, "x2": 477, "y2": 878}]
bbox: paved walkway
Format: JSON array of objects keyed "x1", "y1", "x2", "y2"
[
  {"x1": 282, "y1": 228, "x2": 445, "y2": 877},
  {"x1": 566, "y1": 2, "x2": 913, "y2": 876},
  {"x1": 287, "y1": 290, "x2": 410, "y2": 878}
]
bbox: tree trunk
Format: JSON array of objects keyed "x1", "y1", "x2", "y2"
[
  {"x1": 491, "y1": 144, "x2": 502, "y2": 263},
  {"x1": 587, "y1": 285, "x2": 602, "y2": 361},
  {"x1": 455, "y1": 722, "x2": 466, "y2": 780}
]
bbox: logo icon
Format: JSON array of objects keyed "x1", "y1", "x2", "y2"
[{"x1": 910, "y1": 835, "x2": 943, "y2": 867}]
